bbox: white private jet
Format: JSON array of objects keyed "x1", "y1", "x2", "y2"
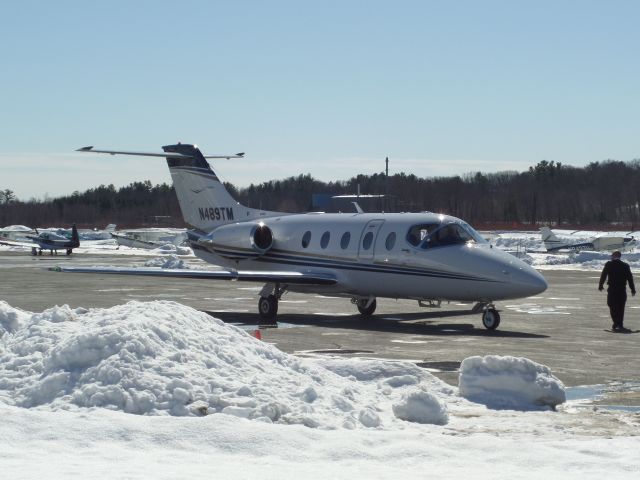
[
  {"x1": 53, "y1": 143, "x2": 547, "y2": 330},
  {"x1": 539, "y1": 227, "x2": 635, "y2": 253}
]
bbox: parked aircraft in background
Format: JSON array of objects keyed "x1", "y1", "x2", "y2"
[
  {"x1": 110, "y1": 228, "x2": 186, "y2": 250},
  {"x1": 0, "y1": 224, "x2": 81, "y2": 255},
  {"x1": 54, "y1": 143, "x2": 548, "y2": 330},
  {"x1": 110, "y1": 232, "x2": 164, "y2": 250},
  {"x1": 29, "y1": 225, "x2": 80, "y2": 255},
  {"x1": 539, "y1": 227, "x2": 634, "y2": 253}
]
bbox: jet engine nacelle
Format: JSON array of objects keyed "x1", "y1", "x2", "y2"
[{"x1": 199, "y1": 222, "x2": 273, "y2": 260}]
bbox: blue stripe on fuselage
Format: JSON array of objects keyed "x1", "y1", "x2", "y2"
[{"x1": 189, "y1": 241, "x2": 500, "y2": 283}]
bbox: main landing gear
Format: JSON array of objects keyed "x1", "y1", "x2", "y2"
[
  {"x1": 258, "y1": 283, "x2": 286, "y2": 321},
  {"x1": 258, "y1": 295, "x2": 278, "y2": 320}
]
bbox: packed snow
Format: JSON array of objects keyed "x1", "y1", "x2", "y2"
[
  {"x1": 1, "y1": 300, "x2": 638, "y2": 478},
  {"x1": 0, "y1": 300, "x2": 451, "y2": 427},
  {"x1": 0, "y1": 224, "x2": 33, "y2": 231},
  {"x1": 459, "y1": 355, "x2": 566, "y2": 410},
  {"x1": 143, "y1": 254, "x2": 189, "y2": 269}
]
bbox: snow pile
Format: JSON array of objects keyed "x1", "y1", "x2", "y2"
[
  {"x1": 492, "y1": 232, "x2": 542, "y2": 252},
  {"x1": 0, "y1": 301, "x2": 30, "y2": 337},
  {"x1": 392, "y1": 390, "x2": 449, "y2": 425},
  {"x1": 0, "y1": 224, "x2": 32, "y2": 231},
  {"x1": 153, "y1": 243, "x2": 192, "y2": 255},
  {"x1": 143, "y1": 255, "x2": 188, "y2": 269},
  {"x1": 79, "y1": 230, "x2": 113, "y2": 241},
  {"x1": 0, "y1": 301, "x2": 450, "y2": 428},
  {"x1": 458, "y1": 355, "x2": 566, "y2": 410}
]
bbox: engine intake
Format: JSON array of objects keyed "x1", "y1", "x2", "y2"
[
  {"x1": 200, "y1": 222, "x2": 274, "y2": 260},
  {"x1": 252, "y1": 223, "x2": 273, "y2": 251}
]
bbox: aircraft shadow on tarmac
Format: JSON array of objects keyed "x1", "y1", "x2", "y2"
[{"x1": 204, "y1": 309, "x2": 548, "y2": 339}]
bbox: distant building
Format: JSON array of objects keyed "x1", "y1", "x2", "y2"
[{"x1": 312, "y1": 194, "x2": 397, "y2": 213}]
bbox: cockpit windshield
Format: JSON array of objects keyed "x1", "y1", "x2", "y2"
[
  {"x1": 457, "y1": 221, "x2": 486, "y2": 244},
  {"x1": 406, "y1": 223, "x2": 440, "y2": 247},
  {"x1": 406, "y1": 221, "x2": 486, "y2": 249}
]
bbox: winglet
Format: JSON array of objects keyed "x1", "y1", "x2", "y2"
[{"x1": 77, "y1": 146, "x2": 94, "y2": 152}]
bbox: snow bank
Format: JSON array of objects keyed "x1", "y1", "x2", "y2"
[
  {"x1": 0, "y1": 224, "x2": 32, "y2": 231},
  {"x1": 392, "y1": 390, "x2": 449, "y2": 425},
  {"x1": 0, "y1": 301, "x2": 451, "y2": 428},
  {"x1": 458, "y1": 355, "x2": 566, "y2": 410},
  {"x1": 152, "y1": 244, "x2": 192, "y2": 255},
  {"x1": 143, "y1": 255, "x2": 188, "y2": 269},
  {"x1": 0, "y1": 301, "x2": 30, "y2": 337}
]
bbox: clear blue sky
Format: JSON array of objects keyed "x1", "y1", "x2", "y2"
[{"x1": 1, "y1": 0, "x2": 639, "y2": 200}]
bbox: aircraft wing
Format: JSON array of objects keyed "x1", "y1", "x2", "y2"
[
  {"x1": 49, "y1": 265, "x2": 337, "y2": 285},
  {"x1": 0, "y1": 239, "x2": 33, "y2": 247}
]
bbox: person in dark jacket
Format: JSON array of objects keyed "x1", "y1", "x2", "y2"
[{"x1": 598, "y1": 251, "x2": 635, "y2": 331}]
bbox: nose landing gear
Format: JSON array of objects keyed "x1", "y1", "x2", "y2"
[
  {"x1": 481, "y1": 304, "x2": 501, "y2": 330},
  {"x1": 352, "y1": 296, "x2": 377, "y2": 317}
]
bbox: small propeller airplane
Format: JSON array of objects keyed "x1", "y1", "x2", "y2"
[
  {"x1": 539, "y1": 227, "x2": 635, "y2": 253},
  {"x1": 52, "y1": 143, "x2": 548, "y2": 330},
  {"x1": 0, "y1": 225, "x2": 80, "y2": 255}
]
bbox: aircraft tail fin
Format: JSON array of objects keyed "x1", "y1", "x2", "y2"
[
  {"x1": 162, "y1": 143, "x2": 278, "y2": 230},
  {"x1": 70, "y1": 224, "x2": 80, "y2": 248},
  {"x1": 76, "y1": 143, "x2": 283, "y2": 231},
  {"x1": 540, "y1": 227, "x2": 562, "y2": 250},
  {"x1": 105, "y1": 224, "x2": 117, "y2": 232}
]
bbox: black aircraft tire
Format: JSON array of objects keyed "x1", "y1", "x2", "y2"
[
  {"x1": 357, "y1": 298, "x2": 377, "y2": 317},
  {"x1": 258, "y1": 295, "x2": 278, "y2": 320},
  {"x1": 482, "y1": 308, "x2": 501, "y2": 330}
]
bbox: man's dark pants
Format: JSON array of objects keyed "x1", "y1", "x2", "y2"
[{"x1": 607, "y1": 289, "x2": 627, "y2": 328}]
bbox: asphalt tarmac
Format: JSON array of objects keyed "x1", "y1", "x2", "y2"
[{"x1": 1, "y1": 250, "x2": 639, "y2": 391}]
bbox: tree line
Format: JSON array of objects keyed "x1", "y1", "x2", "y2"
[{"x1": 1, "y1": 159, "x2": 640, "y2": 229}]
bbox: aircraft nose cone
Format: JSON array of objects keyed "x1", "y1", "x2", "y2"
[
  {"x1": 527, "y1": 270, "x2": 548, "y2": 295},
  {"x1": 512, "y1": 267, "x2": 548, "y2": 297}
]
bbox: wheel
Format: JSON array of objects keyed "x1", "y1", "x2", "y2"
[
  {"x1": 357, "y1": 298, "x2": 377, "y2": 316},
  {"x1": 482, "y1": 308, "x2": 501, "y2": 330},
  {"x1": 258, "y1": 295, "x2": 278, "y2": 320},
  {"x1": 66, "y1": 249, "x2": 73, "y2": 255},
  {"x1": 38, "y1": 249, "x2": 43, "y2": 256}
]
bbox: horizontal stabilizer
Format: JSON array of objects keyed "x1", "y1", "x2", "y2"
[
  {"x1": 76, "y1": 146, "x2": 244, "y2": 160},
  {"x1": 49, "y1": 266, "x2": 337, "y2": 285}
]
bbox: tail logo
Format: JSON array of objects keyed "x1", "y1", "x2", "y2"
[{"x1": 191, "y1": 186, "x2": 215, "y2": 194}]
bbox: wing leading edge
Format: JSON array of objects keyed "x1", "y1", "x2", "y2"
[{"x1": 49, "y1": 266, "x2": 337, "y2": 285}]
